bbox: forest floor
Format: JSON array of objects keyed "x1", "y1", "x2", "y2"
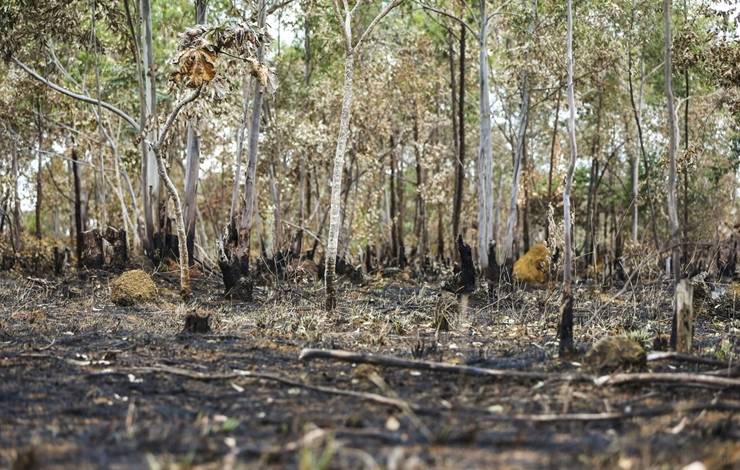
[{"x1": 0, "y1": 267, "x2": 738, "y2": 469}]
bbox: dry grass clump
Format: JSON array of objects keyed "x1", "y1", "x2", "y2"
[
  {"x1": 584, "y1": 336, "x2": 646, "y2": 373},
  {"x1": 513, "y1": 243, "x2": 549, "y2": 284},
  {"x1": 110, "y1": 269, "x2": 158, "y2": 306}
]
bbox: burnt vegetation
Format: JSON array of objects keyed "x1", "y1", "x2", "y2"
[{"x1": 0, "y1": 0, "x2": 739, "y2": 468}]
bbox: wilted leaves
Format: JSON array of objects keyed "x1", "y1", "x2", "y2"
[{"x1": 171, "y1": 47, "x2": 217, "y2": 88}]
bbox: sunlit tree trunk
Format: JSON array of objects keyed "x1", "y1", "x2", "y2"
[
  {"x1": 325, "y1": 51, "x2": 354, "y2": 310},
  {"x1": 477, "y1": 0, "x2": 493, "y2": 271},
  {"x1": 229, "y1": 76, "x2": 251, "y2": 225},
  {"x1": 560, "y1": 0, "x2": 577, "y2": 355},
  {"x1": 139, "y1": 0, "x2": 159, "y2": 254}
]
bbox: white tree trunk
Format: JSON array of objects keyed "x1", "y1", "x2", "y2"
[
  {"x1": 503, "y1": 0, "x2": 535, "y2": 264},
  {"x1": 560, "y1": 0, "x2": 578, "y2": 355},
  {"x1": 238, "y1": 2, "x2": 266, "y2": 261},
  {"x1": 139, "y1": 0, "x2": 159, "y2": 252},
  {"x1": 477, "y1": 1, "x2": 494, "y2": 271},
  {"x1": 325, "y1": 51, "x2": 355, "y2": 310},
  {"x1": 664, "y1": 0, "x2": 680, "y2": 283},
  {"x1": 230, "y1": 76, "x2": 251, "y2": 223}
]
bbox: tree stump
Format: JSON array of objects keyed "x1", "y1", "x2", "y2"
[
  {"x1": 673, "y1": 279, "x2": 694, "y2": 353},
  {"x1": 80, "y1": 229, "x2": 105, "y2": 268},
  {"x1": 182, "y1": 313, "x2": 211, "y2": 334}
]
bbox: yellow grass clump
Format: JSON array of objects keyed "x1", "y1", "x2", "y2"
[
  {"x1": 513, "y1": 243, "x2": 549, "y2": 284},
  {"x1": 110, "y1": 270, "x2": 158, "y2": 306}
]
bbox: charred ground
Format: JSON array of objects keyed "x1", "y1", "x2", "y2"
[{"x1": 0, "y1": 268, "x2": 738, "y2": 469}]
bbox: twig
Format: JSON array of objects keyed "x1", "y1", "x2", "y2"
[
  {"x1": 595, "y1": 372, "x2": 740, "y2": 389},
  {"x1": 299, "y1": 348, "x2": 591, "y2": 382},
  {"x1": 89, "y1": 364, "x2": 428, "y2": 413},
  {"x1": 475, "y1": 401, "x2": 740, "y2": 423},
  {"x1": 647, "y1": 351, "x2": 731, "y2": 368}
]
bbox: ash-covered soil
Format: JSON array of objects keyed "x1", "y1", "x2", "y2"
[{"x1": 0, "y1": 269, "x2": 738, "y2": 469}]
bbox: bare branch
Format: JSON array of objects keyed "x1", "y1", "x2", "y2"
[
  {"x1": 355, "y1": 0, "x2": 405, "y2": 51},
  {"x1": 413, "y1": 1, "x2": 477, "y2": 37},
  {"x1": 12, "y1": 56, "x2": 140, "y2": 133},
  {"x1": 153, "y1": 86, "x2": 203, "y2": 151}
]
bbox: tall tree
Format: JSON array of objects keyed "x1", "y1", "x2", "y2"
[
  {"x1": 664, "y1": 0, "x2": 682, "y2": 348},
  {"x1": 183, "y1": 0, "x2": 208, "y2": 265},
  {"x1": 324, "y1": 0, "x2": 403, "y2": 311},
  {"x1": 559, "y1": 0, "x2": 577, "y2": 355}
]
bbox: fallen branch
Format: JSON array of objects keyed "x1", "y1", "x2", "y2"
[
  {"x1": 476, "y1": 401, "x2": 740, "y2": 423},
  {"x1": 595, "y1": 372, "x2": 740, "y2": 389},
  {"x1": 646, "y1": 351, "x2": 731, "y2": 368},
  {"x1": 299, "y1": 348, "x2": 592, "y2": 382},
  {"x1": 90, "y1": 364, "x2": 427, "y2": 413}
]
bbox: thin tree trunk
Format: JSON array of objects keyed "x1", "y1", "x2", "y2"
[
  {"x1": 230, "y1": 76, "x2": 251, "y2": 224},
  {"x1": 72, "y1": 149, "x2": 83, "y2": 267},
  {"x1": 139, "y1": 0, "x2": 159, "y2": 254},
  {"x1": 664, "y1": 0, "x2": 682, "y2": 346},
  {"x1": 477, "y1": 0, "x2": 493, "y2": 271},
  {"x1": 503, "y1": 74, "x2": 530, "y2": 264},
  {"x1": 230, "y1": 0, "x2": 267, "y2": 298},
  {"x1": 560, "y1": 0, "x2": 578, "y2": 356},
  {"x1": 413, "y1": 111, "x2": 428, "y2": 265},
  {"x1": 183, "y1": 0, "x2": 206, "y2": 267},
  {"x1": 681, "y1": 0, "x2": 690, "y2": 263},
  {"x1": 452, "y1": 14, "x2": 466, "y2": 242},
  {"x1": 584, "y1": 92, "x2": 602, "y2": 267},
  {"x1": 268, "y1": 157, "x2": 283, "y2": 254},
  {"x1": 627, "y1": 45, "x2": 659, "y2": 249},
  {"x1": 503, "y1": 0, "x2": 535, "y2": 265},
  {"x1": 35, "y1": 100, "x2": 43, "y2": 239},
  {"x1": 11, "y1": 144, "x2": 23, "y2": 252},
  {"x1": 325, "y1": 51, "x2": 354, "y2": 310},
  {"x1": 522, "y1": 136, "x2": 530, "y2": 253},
  {"x1": 545, "y1": 86, "x2": 561, "y2": 244},
  {"x1": 91, "y1": 1, "x2": 107, "y2": 231}
]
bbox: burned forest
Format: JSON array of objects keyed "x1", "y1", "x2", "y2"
[{"x1": 1, "y1": 0, "x2": 739, "y2": 468}]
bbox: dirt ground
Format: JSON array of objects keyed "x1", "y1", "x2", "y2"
[{"x1": 0, "y1": 268, "x2": 738, "y2": 469}]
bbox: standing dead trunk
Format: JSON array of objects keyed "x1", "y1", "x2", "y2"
[
  {"x1": 183, "y1": 0, "x2": 207, "y2": 267},
  {"x1": 560, "y1": 0, "x2": 578, "y2": 356}
]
